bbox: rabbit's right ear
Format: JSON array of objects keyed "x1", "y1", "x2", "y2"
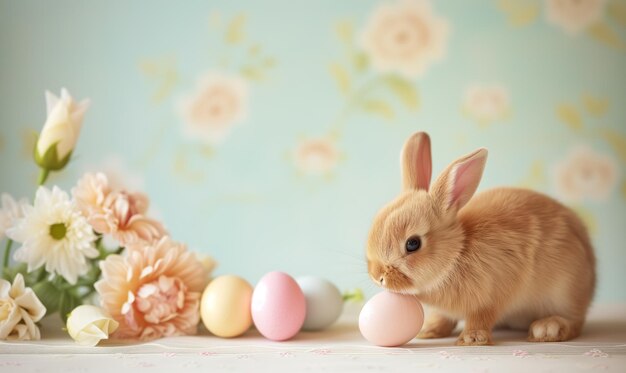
[
  {"x1": 431, "y1": 148, "x2": 488, "y2": 214},
  {"x1": 401, "y1": 132, "x2": 432, "y2": 191}
]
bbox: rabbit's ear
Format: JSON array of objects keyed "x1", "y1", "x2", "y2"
[
  {"x1": 431, "y1": 148, "x2": 488, "y2": 213},
  {"x1": 401, "y1": 132, "x2": 432, "y2": 191}
]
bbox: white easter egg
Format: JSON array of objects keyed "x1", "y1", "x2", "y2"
[{"x1": 296, "y1": 276, "x2": 343, "y2": 331}]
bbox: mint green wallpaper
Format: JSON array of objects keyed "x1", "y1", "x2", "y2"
[{"x1": 1, "y1": 0, "x2": 625, "y2": 301}]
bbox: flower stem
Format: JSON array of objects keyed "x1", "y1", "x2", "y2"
[
  {"x1": 80, "y1": 288, "x2": 95, "y2": 301},
  {"x1": 38, "y1": 168, "x2": 50, "y2": 186},
  {"x1": 2, "y1": 239, "x2": 13, "y2": 273},
  {"x1": 330, "y1": 76, "x2": 384, "y2": 134}
]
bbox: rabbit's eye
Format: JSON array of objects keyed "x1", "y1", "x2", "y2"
[{"x1": 405, "y1": 236, "x2": 421, "y2": 253}]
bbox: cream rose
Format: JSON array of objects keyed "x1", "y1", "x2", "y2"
[
  {"x1": 293, "y1": 137, "x2": 341, "y2": 176},
  {"x1": 462, "y1": 85, "x2": 511, "y2": 125},
  {"x1": 545, "y1": 0, "x2": 607, "y2": 35},
  {"x1": 554, "y1": 146, "x2": 619, "y2": 202},
  {"x1": 178, "y1": 73, "x2": 248, "y2": 145},
  {"x1": 361, "y1": 0, "x2": 449, "y2": 77},
  {"x1": 67, "y1": 305, "x2": 119, "y2": 346},
  {"x1": 36, "y1": 88, "x2": 90, "y2": 169},
  {"x1": 0, "y1": 274, "x2": 46, "y2": 341}
]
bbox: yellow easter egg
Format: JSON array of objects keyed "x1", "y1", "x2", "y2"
[{"x1": 200, "y1": 275, "x2": 253, "y2": 338}]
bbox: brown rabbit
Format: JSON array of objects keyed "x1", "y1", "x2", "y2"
[{"x1": 366, "y1": 132, "x2": 596, "y2": 345}]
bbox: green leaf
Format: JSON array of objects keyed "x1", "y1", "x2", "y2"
[
  {"x1": 33, "y1": 138, "x2": 72, "y2": 171},
  {"x1": 225, "y1": 13, "x2": 246, "y2": 44},
  {"x1": 1, "y1": 263, "x2": 26, "y2": 282},
  {"x1": 342, "y1": 288, "x2": 364, "y2": 302},
  {"x1": 361, "y1": 100, "x2": 394, "y2": 120},
  {"x1": 600, "y1": 129, "x2": 626, "y2": 163},
  {"x1": 59, "y1": 291, "x2": 81, "y2": 323},
  {"x1": 496, "y1": 0, "x2": 540, "y2": 27},
  {"x1": 384, "y1": 76, "x2": 420, "y2": 110},
  {"x1": 32, "y1": 281, "x2": 62, "y2": 315},
  {"x1": 329, "y1": 63, "x2": 351, "y2": 94},
  {"x1": 138, "y1": 58, "x2": 178, "y2": 104},
  {"x1": 587, "y1": 21, "x2": 626, "y2": 50},
  {"x1": 582, "y1": 95, "x2": 609, "y2": 116},
  {"x1": 518, "y1": 160, "x2": 546, "y2": 189},
  {"x1": 248, "y1": 44, "x2": 261, "y2": 57},
  {"x1": 335, "y1": 20, "x2": 354, "y2": 45},
  {"x1": 262, "y1": 57, "x2": 276, "y2": 69},
  {"x1": 608, "y1": 1, "x2": 626, "y2": 26},
  {"x1": 352, "y1": 51, "x2": 369, "y2": 73},
  {"x1": 240, "y1": 66, "x2": 264, "y2": 81},
  {"x1": 556, "y1": 104, "x2": 583, "y2": 130}
]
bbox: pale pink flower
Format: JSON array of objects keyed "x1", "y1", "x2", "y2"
[
  {"x1": 462, "y1": 84, "x2": 511, "y2": 126},
  {"x1": 178, "y1": 73, "x2": 248, "y2": 145},
  {"x1": 95, "y1": 237, "x2": 207, "y2": 340},
  {"x1": 361, "y1": 0, "x2": 449, "y2": 77},
  {"x1": 72, "y1": 173, "x2": 166, "y2": 246},
  {"x1": 293, "y1": 136, "x2": 341, "y2": 176},
  {"x1": 554, "y1": 146, "x2": 619, "y2": 202},
  {"x1": 545, "y1": 0, "x2": 606, "y2": 35}
]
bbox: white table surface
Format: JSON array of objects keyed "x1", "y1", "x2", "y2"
[{"x1": 1, "y1": 303, "x2": 625, "y2": 372}]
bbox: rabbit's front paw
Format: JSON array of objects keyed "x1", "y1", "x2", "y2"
[
  {"x1": 528, "y1": 316, "x2": 580, "y2": 342},
  {"x1": 456, "y1": 330, "x2": 492, "y2": 346}
]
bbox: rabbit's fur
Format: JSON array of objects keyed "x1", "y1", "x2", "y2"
[{"x1": 366, "y1": 132, "x2": 596, "y2": 345}]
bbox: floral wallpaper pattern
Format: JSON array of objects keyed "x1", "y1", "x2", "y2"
[{"x1": 0, "y1": 0, "x2": 625, "y2": 301}]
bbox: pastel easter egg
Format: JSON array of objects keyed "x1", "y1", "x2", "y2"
[
  {"x1": 251, "y1": 271, "x2": 306, "y2": 341},
  {"x1": 200, "y1": 275, "x2": 253, "y2": 338},
  {"x1": 358, "y1": 291, "x2": 424, "y2": 347},
  {"x1": 296, "y1": 276, "x2": 343, "y2": 331}
]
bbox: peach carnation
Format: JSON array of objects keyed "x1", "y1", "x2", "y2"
[
  {"x1": 95, "y1": 237, "x2": 207, "y2": 340},
  {"x1": 72, "y1": 173, "x2": 166, "y2": 246}
]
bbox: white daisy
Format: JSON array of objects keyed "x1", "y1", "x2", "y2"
[
  {"x1": 7, "y1": 186, "x2": 98, "y2": 284},
  {"x1": 0, "y1": 194, "x2": 29, "y2": 240}
]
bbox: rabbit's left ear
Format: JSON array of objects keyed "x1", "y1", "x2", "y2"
[
  {"x1": 431, "y1": 148, "x2": 488, "y2": 213},
  {"x1": 401, "y1": 132, "x2": 432, "y2": 191}
]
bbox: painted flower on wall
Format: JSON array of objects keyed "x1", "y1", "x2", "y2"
[
  {"x1": 178, "y1": 73, "x2": 248, "y2": 146},
  {"x1": 554, "y1": 146, "x2": 619, "y2": 202},
  {"x1": 462, "y1": 85, "x2": 511, "y2": 126},
  {"x1": 545, "y1": 0, "x2": 607, "y2": 34},
  {"x1": 361, "y1": 0, "x2": 449, "y2": 78},
  {"x1": 293, "y1": 136, "x2": 341, "y2": 176}
]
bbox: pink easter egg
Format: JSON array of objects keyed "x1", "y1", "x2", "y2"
[
  {"x1": 251, "y1": 271, "x2": 306, "y2": 341},
  {"x1": 359, "y1": 291, "x2": 424, "y2": 347}
]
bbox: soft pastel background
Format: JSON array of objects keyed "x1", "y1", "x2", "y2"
[{"x1": 1, "y1": 0, "x2": 625, "y2": 301}]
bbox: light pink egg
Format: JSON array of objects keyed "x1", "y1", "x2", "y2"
[
  {"x1": 359, "y1": 291, "x2": 424, "y2": 347},
  {"x1": 251, "y1": 271, "x2": 306, "y2": 341}
]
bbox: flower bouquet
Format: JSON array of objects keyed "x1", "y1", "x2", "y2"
[{"x1": 0, "y1": 89, "x2": 215, "y2": 345}]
